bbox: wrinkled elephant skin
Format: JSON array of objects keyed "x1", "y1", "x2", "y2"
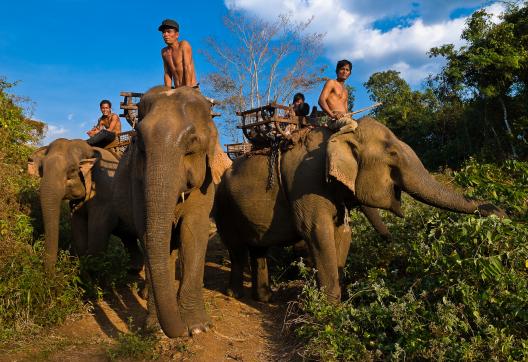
[
  {"x1": 28, "y1": 138, "x2": 142, "y2": 273},
  {"x1": 215, "y1": 117, "x2": 504, "y2": 303},
  {"x1": 113, "y1": 86, "x2": 231, "y2": 338}
]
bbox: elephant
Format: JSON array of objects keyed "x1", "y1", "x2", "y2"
[
  {"x1": 112, "y1": 86, "x2": 231, "y2": 338},
  {"x1": 28, "y1": 139, "x2": 143, "y2": 273},
  {"x1": 214, "y1": 116, "x2": 504, "y2": 303}
]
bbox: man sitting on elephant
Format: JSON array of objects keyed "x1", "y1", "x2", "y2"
[
  {"x1": 86, "y1": 99, "x2": 121, "y2": 147},
  {"x1": 318, "y1": 59, "x2": 357, "y2": 132}
]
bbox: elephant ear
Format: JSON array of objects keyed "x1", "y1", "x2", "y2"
[
  {"x1": 326, "y1": 133, "x2": 359, "y2": 194},
  {"x1": 28, "y1": 146, "x2": 48, "y2": 177},
  {"x1": 210, "y1": 142, "x2": 232, "y2": 184},
  {"x1": 78, "y1": 158, "x2": 97, "y2": 200}
]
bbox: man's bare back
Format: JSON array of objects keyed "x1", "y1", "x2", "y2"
[{"x1": 159, "y1": 19, "x2": 197, "y2": 88}]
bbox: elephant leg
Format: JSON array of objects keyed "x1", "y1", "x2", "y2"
[
  {"x1": 71, "y1": 211, "x2": 88, "y2": 256},
  {"x1": 177, "y1": 215, "x2": 211, "y2": 334},
  {"x1": 249, "y1": 247, "x2": 272, "y2": 302},
  {"x1": 123, "y1": 237, "x2": 144, "y2": 274},
  {"x1": 334, "y1": 224, "x2": 352, "y2": 296},
  {"x1": 226, "y1": 246, "x2": 248, "y2": 299},
  {"x1": 86, "y1": 208, "x2": 114, "y2": 256},
  {"x1": 304, "y1": 217, "x2": 341, "y2": 302}
]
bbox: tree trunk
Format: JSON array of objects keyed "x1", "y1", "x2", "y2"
[{"x1": 498, "y1": 96, "x2": 517, "y2": 158}]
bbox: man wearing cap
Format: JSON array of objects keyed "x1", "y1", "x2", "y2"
[{"x1": 159, "y1": 19, "x2": 197, "y2": 88}]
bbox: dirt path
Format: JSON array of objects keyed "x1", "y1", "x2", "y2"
[{"x1": 1, "y1": 236, "x2": 301, "y2": 361}]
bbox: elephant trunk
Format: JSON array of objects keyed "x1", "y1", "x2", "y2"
[
  {"x1": 144, "y1": 150, "x2": 186, "y2": 337},
  {"x1": 40, "y1": 177, "x2": 65, "y2": 273},
  {"x1": 399, "y1": 144, "x2": 503, "y2": 216}
]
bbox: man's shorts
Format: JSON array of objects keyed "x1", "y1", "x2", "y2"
[{"x1": 327, "y1": 115, "x2": 357, "y2": 131}]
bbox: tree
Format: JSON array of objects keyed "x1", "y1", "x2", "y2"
[
  {"x1": 429, "y1": 5, "x2": 528, "y2": 158},
  {"x1": 202, "y1": 11, "x2": 326, "y2": 141}
]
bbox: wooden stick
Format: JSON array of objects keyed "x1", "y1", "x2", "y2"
[{"x1": 348, "y1": 102, "x2": 383, "y2": 116}]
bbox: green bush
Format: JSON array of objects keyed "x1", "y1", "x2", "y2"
[
  {"x1": 79, "y1": 236, "x2": 131, "y2": 299},
  {"x1": 0, "y1": 78, "x2": 85, "y2": 344},
  {"x1": 288, "y1": 161, "x2": 528, "y2": 361},
  {"x1": 106, "y1": 319, "x2": 159, "y2": 361},
  {"x1": 0, "y1": 242, "x2": 84, "y2": 342}
]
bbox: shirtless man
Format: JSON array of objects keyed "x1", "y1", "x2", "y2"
[
  {"x1": 318, "y1": 59, "x2": 357, "y2": 132},
  {"x1": 159, "y1": 19, "x2": 197, "y2": 88},
  {"x1": 86, "y1": 100, "x2": 121, "y2": 147}
]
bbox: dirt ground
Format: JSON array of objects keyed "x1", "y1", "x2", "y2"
[{"x1": 0, "y1": 235, "x2": 303, "y2": 362}]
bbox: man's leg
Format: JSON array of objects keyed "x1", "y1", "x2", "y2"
[{"x1": 86, "y1": 130, "x2": 116, "y2": 147}]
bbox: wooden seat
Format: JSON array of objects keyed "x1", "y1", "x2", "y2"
[
  {"x1": 119, "y1": 91, "x2": 143, "y2": 128},
  {"x1": 236, "y1": 103, "x2": 308, "y2": 146},
  {"x1": 225, "y1": 142, "x2": 253, "y2": 160},
  {"x1": 104, "y1": 130, "x2": 136, "y2": 158}
]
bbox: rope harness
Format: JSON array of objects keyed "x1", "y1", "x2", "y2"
[{"x1": 266, "y1": 139, "x2": 281, "y2": 190}]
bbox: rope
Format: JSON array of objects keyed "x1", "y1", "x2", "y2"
[{"x1": 266, "y1": 139, "x2": 281, "y2": 190}]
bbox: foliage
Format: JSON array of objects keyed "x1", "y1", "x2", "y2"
[
  {"x1": 107, "y1": 319, "x2": 159, "y2": 361},
  {"x1": 364, "y1": 4, "x2": 528, "y2": 169},
  {"x1": 0, "y1": 78, "x2": 84, "y2": 344},
  {"x1": 0, "y1": 243, "x2": 84, "y2": 342},
  {"x1": 429, "y1": 5, "x2": 528, "y2": 160},
  {"x1": 288, "y1": 161, "x2": 528, "y2": 361},
  {"x1": 202, "y1": 11, "x2": 326, "y2": 141},
  {"x1": 78, "y1": 236, "x2": 131, "y2": 300}
]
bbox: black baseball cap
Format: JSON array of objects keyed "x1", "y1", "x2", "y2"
[{"x1": 158, "y1": 19, "x2": 179, "y2": 32}]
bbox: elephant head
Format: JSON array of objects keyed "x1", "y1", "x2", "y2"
[
  {"x1": 135, "y1": 86, "x2": 227, "y2": 337},
  {"x1": 28, "y1": 139, "x2": 103, "y2": 272},
  {"x1": 326, "y1": 117, "x2": 504, "y2": 217}
]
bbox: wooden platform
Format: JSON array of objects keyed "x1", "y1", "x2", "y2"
[
  {"x1": 104, "y1": 130, "x2": 136, "y2": 158},
  {"x1": 236, "y1": 103, "x2": 307, "y2": 145},
  {"x1": 225, "y1": 142, "x2": 253, "y2": 160},
  {"x1": 119, "y1": 91, "x2": 143, "y2": 128}
]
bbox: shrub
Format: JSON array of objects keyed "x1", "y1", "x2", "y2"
[
  {"x1": 0, "y1": 78, "x2": 85, "y2": 344},
  {"x1": 288, "y1": 161, "x2": 528, "y2": 361}
]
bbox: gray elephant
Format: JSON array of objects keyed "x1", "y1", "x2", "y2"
[
  {"x1": 113, "y1": 86, "x2": 231, "y2": 338},
  {"x1": 28, "y1": 139, "x2": 142, "y2": 273},
  {"x1": 215, "y1": 117, "x2": 504, "y2": 303}
]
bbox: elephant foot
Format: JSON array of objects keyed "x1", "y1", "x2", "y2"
[
  {"x1": 181, "y1": 308, "x2": 212, "y2": 336},
  {"x1": 188, "y1": 321, "x2": 212, "y2": 336},
  {"x1": 252, "y1": 287, "x2": 273, "y2": 303},
  {"x1": 139, "y1": 283, "x2": 149, "y2": 300},
  {"x1": 144, "y1": 312, "x2": 162, "y2": 334},
  {"x1": 226, "y1": 286, "x2": 244, "y2": 299}
]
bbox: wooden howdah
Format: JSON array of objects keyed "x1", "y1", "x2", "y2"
[
  {"x1": 104, "y1": 130, "x2": 136, "y2": 159},
  {"x1": 119, "y1": 91, "x2": 143, "y2": 128},
  {"x1": 225, "y1": 142, "x2": 253, "y2": 160},
  {"x1": 236, "y1": 103, "x2": 308, "y2": 146}
]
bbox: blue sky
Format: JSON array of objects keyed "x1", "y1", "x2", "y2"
[{"x1": 1, "y1": 0, "x2": 501, "y2": 145}]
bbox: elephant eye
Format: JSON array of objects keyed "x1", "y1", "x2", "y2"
[{"x1": 67, "y1": 166, "x2": 79, "y2": 179}]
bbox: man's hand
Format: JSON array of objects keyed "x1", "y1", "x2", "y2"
[{"x1": 332, "y1": 111, "x2": 345, "y2": 119}]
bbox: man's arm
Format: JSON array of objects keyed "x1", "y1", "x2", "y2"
[
  {"x1": 181, "y1": 41, "x2": 196, "y2": 87},
  {"x1": 107, "y1": 114, "x2": 120, "y2": 133},
  {"x1": 162, "y1": 49, "x2": 172, "y2": 87},
  {"x1": 318, "y1": 81, "x2": 336, "y2": 118},
  {"x1": 86, "y1": 121, "x2": 101, "y2": 137}
]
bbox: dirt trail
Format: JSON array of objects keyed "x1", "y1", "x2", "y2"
[{"x1": 1, "y1": 236, "x2": 301, "y2": 361}]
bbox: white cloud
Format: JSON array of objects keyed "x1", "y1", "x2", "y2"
[
  {"x1": 224, "y1": 0, "x2": 505, "y2": 85},
  {"x1": 67, "y1": 113, "x2": 74, "y2": 121},
  {"x1": 46, "y1": 124, "x2": 68, "y2": 137}
]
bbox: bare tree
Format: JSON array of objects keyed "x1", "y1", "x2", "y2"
[{"x1": 201, "y1": 11, "x2": 326, "y2": 141}]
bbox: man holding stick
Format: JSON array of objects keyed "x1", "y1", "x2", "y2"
[{"x1": 318, "y1": 59, "x2": 357, "y2": 132}]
